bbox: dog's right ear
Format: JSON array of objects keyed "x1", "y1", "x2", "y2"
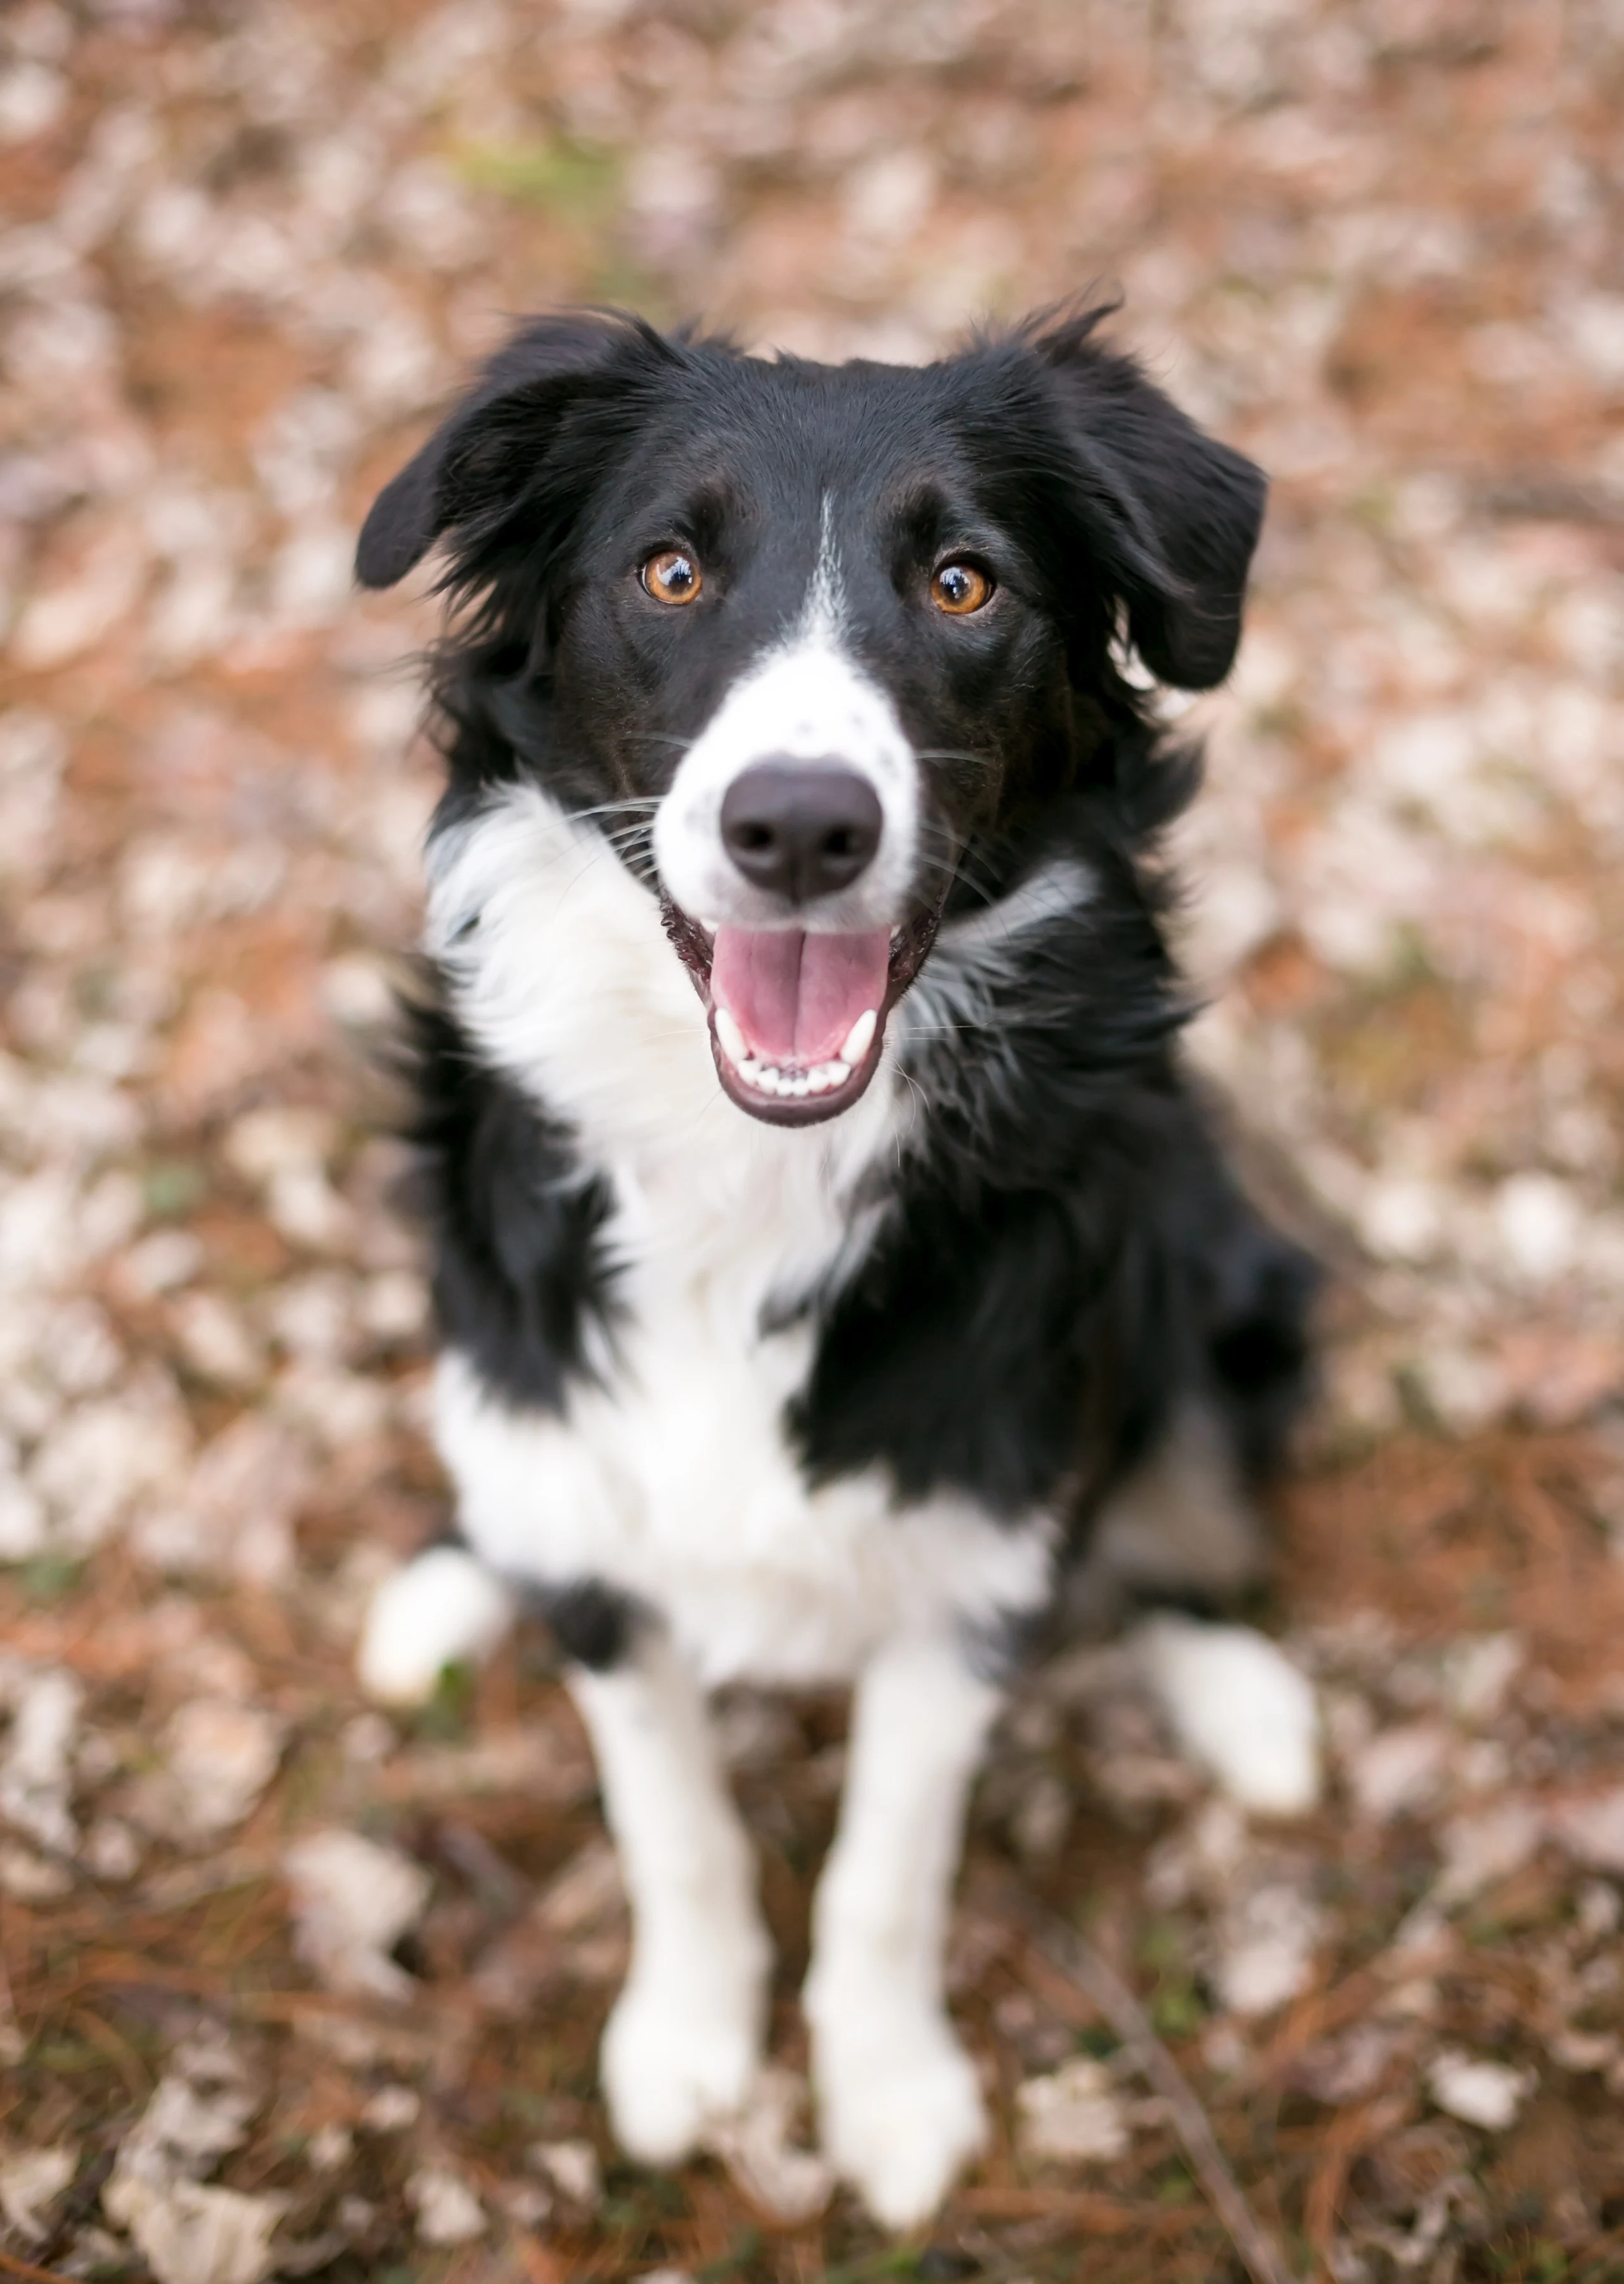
[
  {"x1": 355, "y1": 312, "x2": 667, "y2": 590},
  {"x1": 1029, "y1": 307, "x2": 1267, "y2": 691}
]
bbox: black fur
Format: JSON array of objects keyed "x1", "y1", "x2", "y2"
[
  {"x1": 367, "y1": 305, "x2": 1315, "y2": 1656},
  {"x1": 791, "y1": 795, "x2": 1315, "y2": 1529},
  {"x1": 519, "y1": 1577, "x2": 642, "y2": 1671},
  {"x1": 402, "y1": 991, "x2": 616, "y2": 1412},
  {"x1": 428, "y1": 1527, "x2": 641, "y2": 1671}
]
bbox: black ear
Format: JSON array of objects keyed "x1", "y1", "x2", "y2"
[
  {"x1": 355, "y1": 312, "x2": 665, "y2": 591},
  {"x1": 355, "y1": 431, "x2": 447, "y2": 589},
  {"x1": 1033, "y1": 310, "x2": 1266, "y2": 691}
]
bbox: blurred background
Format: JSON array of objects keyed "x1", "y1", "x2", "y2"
[{"x1": 2, "y1": 3, "x2": 1623, "y2": 2280}]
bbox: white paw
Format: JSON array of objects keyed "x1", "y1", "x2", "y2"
[
  {"x1": 357, "y1": 1545, "x2": 514, "y2": 1705},
  {"x1": 1135, "y1": 1614, "x2": 1322, "y2": 1814},
  {"x1": 810, "y1": 1999, "x2": 987, "y2": 2229},
  {"x1": 601, "y1": 1967, "x2": 764, "y2": 2166}
]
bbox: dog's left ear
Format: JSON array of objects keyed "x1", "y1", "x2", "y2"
[{"x1": 1034, "y1": 312, "x2": 1266, "y2": 691}]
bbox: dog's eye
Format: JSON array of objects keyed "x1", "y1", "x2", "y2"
[
  {"x1": 931, "y1": 561, "x2": 992, "y2": 615},
  {"x1": 641, "y1": 548, "x2": 703, "y2": 606}
]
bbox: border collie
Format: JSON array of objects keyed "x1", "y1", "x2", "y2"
[{"x1": 354, "y1": 307, "x2": 1320, "y2": 2229}]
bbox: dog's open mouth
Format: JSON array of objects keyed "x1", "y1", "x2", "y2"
[{"x1": 663, "y1": 903, "x2": 940, "y2": 1125}]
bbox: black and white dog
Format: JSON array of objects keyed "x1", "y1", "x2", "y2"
[{"x1": 355, "y1": 308, "x2": 1320, "y2": 2228}]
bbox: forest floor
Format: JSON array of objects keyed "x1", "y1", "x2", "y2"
[{"x1": 3, "y1": 1, "x2": 1624, "y2": 2279}]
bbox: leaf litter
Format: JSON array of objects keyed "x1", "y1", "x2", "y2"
[{"x1": 4, "y1": 1, "x2": 1624, "y2": 2279}]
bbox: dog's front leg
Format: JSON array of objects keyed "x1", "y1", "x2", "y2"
[
  {"x1": 805, "y1": 1633, "x2": 1000, "y2": 2229},
  {"x1": 569, "y1": 1627, "x2": 770, "y2": 2164}
]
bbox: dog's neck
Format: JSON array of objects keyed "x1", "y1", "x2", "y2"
[{"x1": 425, "y1": 782, "x2": 909, "y2": 1322}]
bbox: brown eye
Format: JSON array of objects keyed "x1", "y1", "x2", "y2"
[
  {"x1": 642, "y1": 548, "x2": 703, "y2": 606},
  {"x1": 931, "y1": 560, "x2": 992, "y2": 615}
]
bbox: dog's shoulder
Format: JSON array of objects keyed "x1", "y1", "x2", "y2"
[{"x1": 399, "y1": 980, "x2": 618, "y2": 1411}]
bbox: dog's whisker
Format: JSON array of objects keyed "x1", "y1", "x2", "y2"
[{"x1": 573, "y1": 797, "x2": 663, "y2": 819}]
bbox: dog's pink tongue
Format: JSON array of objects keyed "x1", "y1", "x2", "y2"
[{"x1": 711, "y1": 927, "x2": 891, "y2": 1064}]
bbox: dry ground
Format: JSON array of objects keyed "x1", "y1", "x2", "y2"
[{"x1": 3, "y1": 2, "x2": 1624, "y2": 2280}]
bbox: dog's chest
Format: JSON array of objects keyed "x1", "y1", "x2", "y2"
[
  {"x1": 565, "y1": 1122, "x2": 907, "y2": 1671},
  {"x1": 430, "y1": 789, "x2": 1054, "y2": 1679},
  {"x1": 437, "y1": 1054, "x2": 1053, "y2": 1684}
]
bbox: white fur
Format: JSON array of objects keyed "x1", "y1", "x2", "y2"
[
  {"x1": 805, "y1": 1634, "x2": 999, "y2": 2226},
  {"x1": 436, "y1": 1355, "x2": 1055, "y2": 1690},
  {"x1": 428, "y1": 783, "x2": 1058, "y2": 1690},
  {"x1": 363, "y1": 758, "x2": 1322, "y2": 2231},
  {"x1": 898, "y1": 856, "x2": 1096, "y2": 1113},
  {"x1": 570, "y1": 1632, "x2": 770, "y2": 2160},
  {"x1": 931, "y1": 856, "x2": 1097, "y2": 961},
  {"x1": 357, "y1": 1543, "x2": 515, "y2": 1704},
  {"x1": 1134, "y1": 1610, "x2": 1322, "y2": 1814},
  {"x1": 651, "y1": 505, "x2": 921, "y2": 934}
]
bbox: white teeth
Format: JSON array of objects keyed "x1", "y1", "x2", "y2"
[
  {"x1": 839, "y1": 1008, "x2": 878, "y2": 1068},
  {"x1": 713, "y1": 1006, "x2": 750, "y2": 1068},
  {"x1": 728, "y1": 1055, "x2": 856, "y2": 1102}
]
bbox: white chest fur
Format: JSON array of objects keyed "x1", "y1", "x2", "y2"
[{"x1": 426, "y1": 790, "x2": 1055, "y2": 1685}]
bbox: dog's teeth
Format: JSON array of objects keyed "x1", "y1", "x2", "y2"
[
  {"x1": 714, "y1": 1007, "x2": 749, "y2": 1068},
  {"x1": 839, "y1": 1009, "x2": 878, "y2": 1067},
  {"x1": 735, "y1": 1051, "x2": 860, "y2": 1101}
]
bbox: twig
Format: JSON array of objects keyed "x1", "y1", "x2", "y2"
[
  {"x1": 1016, "y1": 1902, "x2": 1295, "y2": 2284},
  {"x1": 0, "y1": 2246, "x2": 72, "y2": 2284}
]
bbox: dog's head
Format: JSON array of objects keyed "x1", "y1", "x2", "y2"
[{"x1": 358, "y1": 309, "x2": 1263, "y2": 1127}]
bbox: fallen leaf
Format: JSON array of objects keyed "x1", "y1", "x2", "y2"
[
  {"x1": 1213, "y1": 1878, "x2": 1326, "y2": 2017},
  {"x1": 104, "y1": 2173, "x2": 286, "y2": 2284},
  {"x1": 0, "y1": 1659, "x2": 82, "y2": 1852},
  {"x1": 282, "y1": 1828, "x2": 432, "y2": 2001},
  {"x1": 1435, "y1": 1801, "x2": 1545, "y2": 1906},
  {"x1": 358, "y1": 2086, "x2": 419, "y2": 2133},
  {"x1": 404, "y1": 2167, "x2": 485, "y2": 2245},
  {"x1": 119, "y1": 2036, "x2": 260, "y2": 2175},
  {"x1": 160, "y1": 1698, "x2": 285, "y2": 1838},
  {"x1": 103, "y1": 2035, "x2": 281, "y2": 2284},
  {"x1": 1015, "y1": 2056, "x2": 1131, "y2": 2165},
  {"x1": 1549, "y1": 1787, "x2": 1624, "y2": 1875},
  {"x1": 1346, "y1": 1721, "x2": 1452, "y2": 1822},
  {"x1": 529, "y1": 2140, "x2": 601, "y2": 2212},
  {"x1": 1426, "y1": 2050, "x2": 1535, "y2": 2131},
  {"x1": 0, "y1": 2141, "x2": 77, "y2": 2242},
  {"x1": 134, "y1": 1414, "x2": 312, "y2": 1586},
  {"x1": 532, "y1": 1840, "x2": 618, "y2": 1935},
  {"x1": 704, "y1": 2067, "x2": 833, "y2": 2222}
]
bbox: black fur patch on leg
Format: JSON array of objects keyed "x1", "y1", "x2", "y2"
[{"x1": 516, "y1": 1577, "x2": 642, "y2": 1671}]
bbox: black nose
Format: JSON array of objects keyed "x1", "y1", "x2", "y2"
[{"x1": 720, "y1": 759, "x2": 883, "y2": 903}]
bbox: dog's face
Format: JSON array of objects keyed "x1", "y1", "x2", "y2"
[{"x1": 358, "y1": 312, "x2": 1264, "y2": 1127}]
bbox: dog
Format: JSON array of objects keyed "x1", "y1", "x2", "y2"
[{"x1": 353, "y1": 306, "x2": 1321, "y2": 2229}]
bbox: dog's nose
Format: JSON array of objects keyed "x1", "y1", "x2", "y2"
[{"x1": 720, "y1": 760, "x2": 883, "y2": 903}]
